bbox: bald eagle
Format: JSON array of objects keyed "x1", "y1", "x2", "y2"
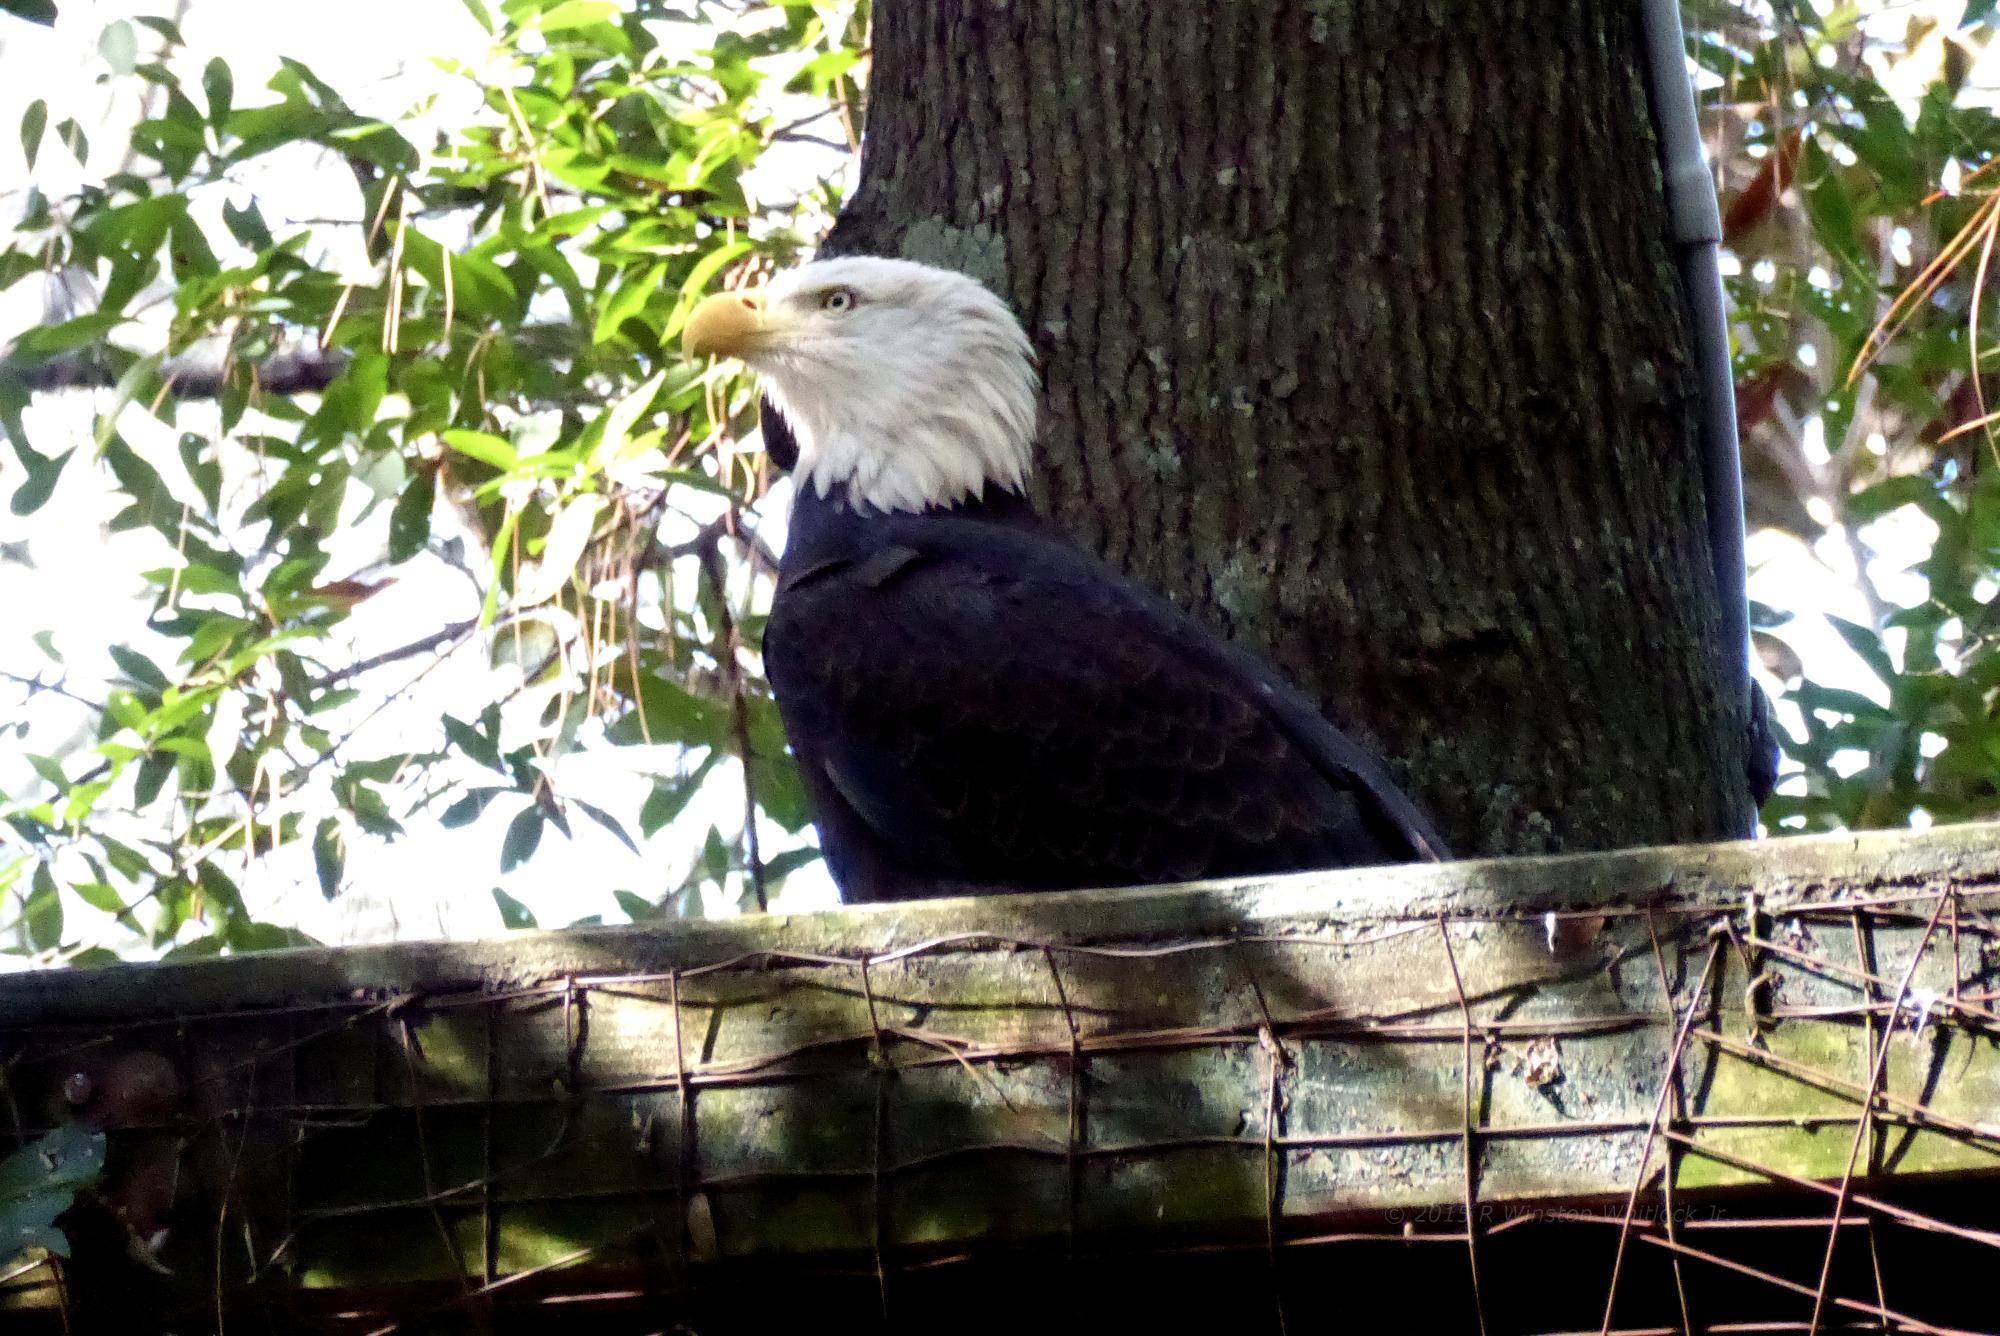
[{"x1": 684, "y1": 256, "x2": 1444, "y2": 902}]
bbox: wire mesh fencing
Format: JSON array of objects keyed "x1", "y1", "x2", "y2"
[{"x1": 3, "y1": 826, "x2": 1999, "y2": 1333}]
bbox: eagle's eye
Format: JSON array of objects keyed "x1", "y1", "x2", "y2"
[{"x1": 820, "y1": 287, "x2": 858, "y2": 314}]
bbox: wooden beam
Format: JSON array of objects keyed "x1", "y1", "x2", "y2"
[
  {"x1": 3, "y1": 823, "x2": 1999, "y2": 1331},
  {"x1": 5, "y1": 821, "x2": 1996, "y2": 1025}
]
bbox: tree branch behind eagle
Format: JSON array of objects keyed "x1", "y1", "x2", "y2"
[{"x1": 685, "y1": 257, "x2": 1444, "y2": 902}]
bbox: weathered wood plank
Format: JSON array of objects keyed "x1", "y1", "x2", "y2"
[
  {"x1": 3, "y1": 823, "x2": 1999, "y2": 1331},
  {"x1": 5, "y1": 820, "x2": 1996, "y2": 1025}
]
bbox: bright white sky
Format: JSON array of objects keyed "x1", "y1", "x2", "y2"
[{"x1": 0, "y1": 0, "x2": 1976, "y2": 960}]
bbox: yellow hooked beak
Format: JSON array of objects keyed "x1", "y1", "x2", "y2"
[{"x1": 683, "y1": 288, "x2": 772, "y2": 361}]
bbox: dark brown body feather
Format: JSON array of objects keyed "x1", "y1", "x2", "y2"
[{"x1": 764, "y1": 476, "x2": 1445, "y2": 903}]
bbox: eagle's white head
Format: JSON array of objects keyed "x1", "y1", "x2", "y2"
[{"x1": 682, "y1": 256, "x2": 1038, "y2": 514}]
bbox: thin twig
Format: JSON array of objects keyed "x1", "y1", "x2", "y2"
[
  {"x1": 307, "y1": 618, "x2": 482, "y2": 691},
  {"x1": 0, "y1": 670, "x2": 104, "y2": 713},
  {"x1": 694, "y1": 530, "x2": 766, "y2": 913}
]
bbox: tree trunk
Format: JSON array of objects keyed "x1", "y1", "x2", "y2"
[{"x1": 825, "y1": 0, "x2": 1755, "y2": 856}]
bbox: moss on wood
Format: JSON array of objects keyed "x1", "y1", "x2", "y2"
[{"x1": 4, "y1": 825, "x2": 2000, "y2": 1329}]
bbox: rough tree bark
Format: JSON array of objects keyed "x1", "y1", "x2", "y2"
[{"x1": 823, "y1": 0, "x2": 1756, "y2": 857}]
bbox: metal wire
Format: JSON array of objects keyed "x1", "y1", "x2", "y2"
[{"x1": 4, "y1": 885, "x2": 1998, "y2": 1332}]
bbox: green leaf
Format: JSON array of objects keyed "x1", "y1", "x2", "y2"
[
  {"x1": 98, "y1": 436, "x2": 181, "y2": 538},
  {"x1": 492, "y1": 886, "x2": 536, "y2": 930},
  {"x1": 1847, "y1": 475, "x2": 1948, "y2": 523},
  {"x1": 440, "y1": 429, "x2": 517, "y2": 471},
  {"x1": 96, "y1": 841, "x2": 149, "y2": 885},
  {"x1": 1828, "y1": 616, "x2": 1898, "y2": 688},
  {"x1": 10, "y1": 312, "x2": 122, "y2": 357},
  {"x1": 312, "y1": 817, "x2": 344, "y2": 900},
  {"x1": 97, "y1": 19, "x2": 136, "y2": 75},
  {"x1": 614, "y1": 889, "x2": 654, "y2": 922},
  {"x1": 197, "y1": 862, "x2": 244, "y2": 918},
  {"x1": 96, "y1": 352, "x2": 165, "y2": 450},
  {"x1": 202, "y1": 56, "x2": 233, "y2": 124},
  {"x1": 750, "y1": 747, "x2": 812, "y2": 832},
  {"x1": 167, "y1": 212, "x2": 217, "y2": 282},
  {"x1": 443, "y1": 715, "x2": 504, "y2": 772},
  {"x1": 306, "y1": 352, "x2": 389, "y2": 445},
  {"x1": 220, "y1": 198, "x2": 271, "y2": 251},
  {"x1": 440, "y1": 787, "x2": 504, "y2": 827},
  {"x1": 388, "y1": 464, "x2": 436, "y2": 563},
  {"x1": 133, "y1": 753, "x2": 173, "y2": 806},
  {"x1": 609, "y1": 675, "x2": 723, "y2": 747},
  {"x1": 639, "y1": 753, "x2": 718, "y2": 835},
  {"x1": 517, "y1": 493, "x2": 603, "y2": 605},
  {"x1": 1793, "y1": 681, "x2": 1893, "y2": 722},
  {"x1": 19, "y1": 99, "x2": 45, "y2": 172},
  {"x1": 0, "y1": 1, "x2": 59, "y2": 25},
  {"x1": 573, "y1": 798, "x2": 639, "y2": 855},
  {"x1": 53, "y1": 117, "x2": 84, "y2": 164},
  {"x1": 593, "y1": 261, "x2": 666, "y2": 344},
  {"x1": 132, "y1": 13, "x2": 180, "y2": 44},
  {"x1": 61, "y1": 780, "x2": 111, "y2": 828},
  {"x1": 480, "y1": 508, "x2": 519, "y2": 628},
  {"x1": 68, "y1": 880, "x2": 124, "y2": 917},
  {"x1": 537, "y1": 0, "x2": 619, "y2": 31},
  {"x1": 23, "y1": 866, "x2": 62, "y2": 952},
  {"x1": 500, "y1": 806, "x2": 543, "y2": 872},
  {"x1": 177, "y1": 432, "x2": 222, "y2": 514},
  {"x1": 0, "y1": 1124, "x2": 106, "y2": 1265},
  {"x1": 162, "y1": 736, "x2": 214, "y2": 793},
  {"x1": 107, "y1": 645, "x2": 171, "y2": 692},
  {"x1": 665, "y1": 240, "x2": 753, "y2": 339},
  {"x1": 587, "y1": 370, "x2": 664, "y2": 470},
  {"x1": 227, "y1": 921, "x2": 315, "y2": 953},
  {"x1": 9, "y1": 446, "x2": 69, "y2": 516},
  {"x1": 64, "y1": 947, "x2": 121, "y2": 969},
  {"x1": 700, "y1": 826, "x2": 730, "y2": 881},
  {"x1": 761, "y1": 846, "x2": 823, "y2": 887},
  {"x1": 487, "y1": 621, "x2": 561, "y2": 687},
  {"x1": 1801, "y1": 137, "x2": 1862, "y2": 272},
  {"x1": 400, "y1": 233, "x2": 519, "y2": 323},
  {"x1": 787, "y1": 48, "x2": 861, "y2": 97}
]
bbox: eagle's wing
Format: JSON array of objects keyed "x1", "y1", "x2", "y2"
[{"x1": 765, "y1": 524, "x2": 1444, "y2": 901}]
